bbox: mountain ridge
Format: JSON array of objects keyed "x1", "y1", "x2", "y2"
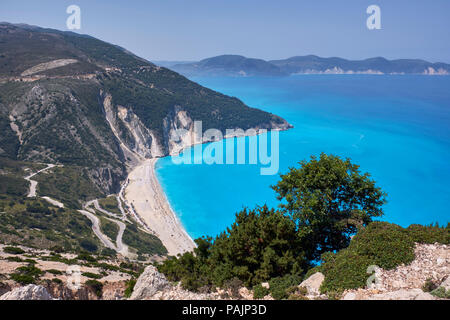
[{"x1": 167, "y1": 54, "x2": 450, "y2": 77}]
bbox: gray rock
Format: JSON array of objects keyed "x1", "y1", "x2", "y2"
[
  {"x1": 299, "y1": 272, "x2": 324, "y2": 296},
  {"x1": 439, "y1": 276, "x2": 450, "y2": 291},
  {"x1": 130, "y1": 265, "x2": 170, "y2": 300},
  {"x1": 367, "y1": 289, "x2": 435, "y2": 300},
  {"x1": 0, "y1": 285, "x2": 53, "y2": 300}
]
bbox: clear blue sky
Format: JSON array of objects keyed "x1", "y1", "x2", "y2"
[{"x1": 1, "y1": 0, "x2": 449, "y2": 62}]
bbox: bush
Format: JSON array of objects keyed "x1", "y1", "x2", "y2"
[
  {"x1": 350, "y1": 222, "x2": 415, "y2": 270},
  {"x1": 10, "y1": 264, "x2": 44, "y2": 284},
  {"x1": 318, "y1": 250, "x2": 373, "y2": 294},
  {"x1": 76, "y1": 253, "x2": 97, "y2": 262},
  {"x1": 431, "y1": 287, "x2": 450, "y2": 299},
  {"x1": 422, "y1": 278, "x2": 439, "y2": 292},
  {"x1": 47, "y1": 269, "x2": 63, "y2": 275},
  {"x1": 158, "y1": 206, "x2": 308, "y2": 292},
  {"x1": 4, "y1": 246, "x2": 25, "y2": 254},
  {"x1": 124, "y1": 279, "x2": 137, "y2": 298},
  {"x1": 85, "y1": 280, "x2": 103, "y2": 298},
  {"x1": 79, "y1": 239, "x2": 98, "y2": 253},
  {"x1": 318, "y1": 222, "x2": 417, "y2": 294},
  {"x1": 407, "y1": 224, "x2": 449, "y2": 245},
  {"x1": 224, "y1": 278, "x2": 243, "y2": 298},
  {"x1": 252, "y1": 284, "x2": 269, "y2": 299},
  {"x1": 82, "y1": 272, "x2": 102, "y2": 279},
  {"x1": 10, "y1": 273, "x2": 35, "y2": 285},
  {"x1": 268, "y1": 274, "x2": 303, "y2": 300}
]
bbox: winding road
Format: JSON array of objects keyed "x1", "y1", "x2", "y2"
[
  {"x1": 25, "y1": 164, "x2": 56, "y2": 198},
  {"x1": 78, "y1": 209, "x2": 117, "y2": 251},
  {"x1": 83, "y1": 200, "x2": 129, "y2": 257},
  {"x1": 24, "y1": 163, "x2": 129, "y2": 256}
]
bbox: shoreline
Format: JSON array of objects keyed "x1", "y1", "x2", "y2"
[
  {"x1": 124, "y1": 158, "x2": 196, "y2": 256},
  {"x1": 123, "y1": 125, "x2": 293, "y2": 256}
]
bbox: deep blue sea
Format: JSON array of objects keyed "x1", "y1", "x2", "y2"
[{"x1": 156, "y1": 75, "x2": 450, "y2": 239}]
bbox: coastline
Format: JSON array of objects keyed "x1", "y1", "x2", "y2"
[
  {"x1": 123, "y1": 124, "x2": 293, "y2": 256},
  {"x1": 124, "y1": 158, "x2": 196, "y2": 256}
]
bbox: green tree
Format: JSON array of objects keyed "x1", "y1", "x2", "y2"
[
  {"x1": 207, "y1": 206, "x2": 308, "y2": 287},
  {"x1": 272, "y1": 153, "x2": 387, "y2": 261},
  {"x1": 158, "y1": 206, "x2": 308, "y2": 290}
]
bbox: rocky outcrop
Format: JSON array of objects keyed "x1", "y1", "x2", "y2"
[
  {"x1": 130, "y1": 265, "x2": 170, "y2": 300},
  {"x1": 341, "y1": 243, "x2": 449, "y2": 300},
  {"x1": 299, "y1": 272, "x2": 324, "y2": 298},
  {"x1": 0, "y1": 284, "x2": 53, "y2": 300},
  {"x1": 130, "y1": 265, "x2": 219, "y2": 300},
  {"x1": 343, "y1": 288, "x2": 435, "y2": 300}
]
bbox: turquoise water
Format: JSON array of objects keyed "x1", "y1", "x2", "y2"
[{"x1": 156, "y1": 75, "x2": 450, "y2": 239}]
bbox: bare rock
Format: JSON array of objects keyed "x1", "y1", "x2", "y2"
[
  {"x1": 0, "y1": 284, "x2": 53, "y2": 300},
  {"x1": 130, "y1": 265, "x2": 170, "y2": 300},
  {"x1": 367, "y1": 289, "x2": 435, "y2": 300},
  {"x1": 299, "y1": 272, "x2": 324, "y2": 296},
  {"x1": 437, "y1": 276, "x2": 450, "y2": 293}
]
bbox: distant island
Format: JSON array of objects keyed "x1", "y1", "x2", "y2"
[{"x1": 161, "y1": 54, "x2": 450, "y2": 77}]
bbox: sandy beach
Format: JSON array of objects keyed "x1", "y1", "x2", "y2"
[{"x1": 124, "y1": 158, "x2": 196, "y2": 256}]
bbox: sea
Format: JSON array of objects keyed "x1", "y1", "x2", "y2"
[{"x1": 155, "y1": 75, "x2": 450, "y2": 239}]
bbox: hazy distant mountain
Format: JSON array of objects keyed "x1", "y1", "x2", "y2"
[
  {"x1": 169, "y1": 54, "x2": 450, "y2": 77},
  {"x1": 171, "y1": 55, "x2": 288, "y2": 77},
  {"x1": 270, "y1": 55, "x2": 450, "y2": 75}
]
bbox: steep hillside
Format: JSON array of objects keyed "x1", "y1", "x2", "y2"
[{"x1": 0, "y1": 23, "x2": 291, "y2": 194}]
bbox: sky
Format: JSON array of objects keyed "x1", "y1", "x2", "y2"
[{"x1": 1, "y1": 0, "x2": 449, "y2": 63}]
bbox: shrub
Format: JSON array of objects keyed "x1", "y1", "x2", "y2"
[
  {"x1": 10, "y1": 273, "x2": 35, "y2": 285},
  {"x1": 422, "y1": 278, "x2": 439, "y2": 292},
  {"x1": 76, "y1": 253, "x2": 97, "y2": 262},
  {"x1": 82, "y1": 272, "x2": 102, "y2": 279},
  {"x1": 80, "y1": 239, "x2": 98, "y2": 253},
  {"x1": 85, "y1": 280, "x2": 103, "y2": 298},
  {"x1": 6, "y1": 256, "x2": 23, "y2": 262},
  {"x1": 268, "y1": 274, "x2": 303, "y2": 300},
  {"x1": 407, "y1": 224, "x2": 449, "y2": 245},
  {"x1": 47, "y1": 269, "x2": 63, "y2": 275},
  {"x1": 224, "y1": 278, "x2": 243, "y2": 298},
  {"x1": 158, "y1": 206, "x2": 308, "y2": 292},
  {"x1": 10, "y1": 264, "x2": 44, "y2": 284},
  {"x1": 430, "y1": 287, "x2": 450, "y2": 299},
  {"x1": 4, "y1": 246, "x2": 25, "y2": 254},
  {"x1": 318, "y1": 249, "x2": 373, "y2": 294},
  {"x1": 318, "y1": 222, "x2": 416, "y2": 294},
  {"x1": 252, "y1": 284, "x2": 269, "y2": 299},
  {"x1": 349, "y1": 222, "x2": 415, "y2": 270},
  {"x1": 52, "y1": 278, "x2": 63, "y2": 285},
  {"x1": 124, "y1": 279, "x2": 137, "y2": 298}
]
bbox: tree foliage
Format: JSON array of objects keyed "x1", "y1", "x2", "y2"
[
  {"x1": 272, "y1": 153, "x2": 387, "y2": 260},
  {"x1": 158, "y1": 206, "x2": 309, "y2": 291}
]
